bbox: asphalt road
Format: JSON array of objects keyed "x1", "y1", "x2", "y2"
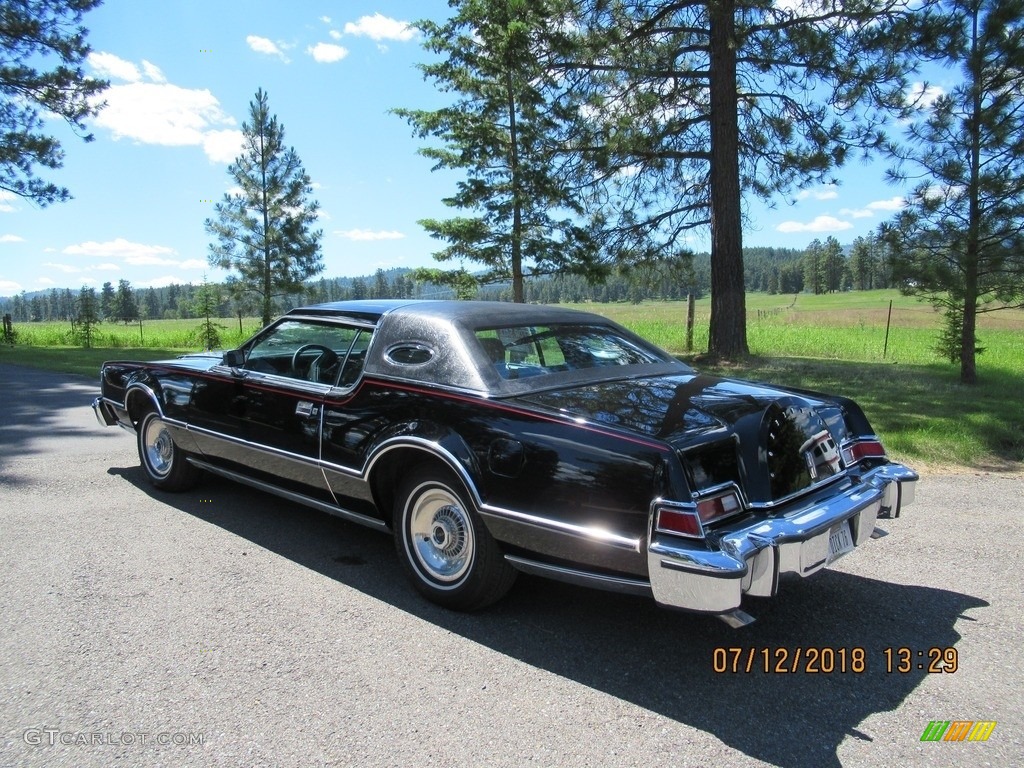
[{"x1": 0, "y1": 362, "x2": 1021, "y2": 768}]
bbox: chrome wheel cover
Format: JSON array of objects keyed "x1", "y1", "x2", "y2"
[
  {"x1": 407, "y1": 484, "x2": 474, "y2": 583},
  {"x1": 143, "y1": 417, "x2": 173, "y2": 478}
]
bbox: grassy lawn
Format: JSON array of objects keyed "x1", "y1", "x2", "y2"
[
  {"x1": 3, "y1": 290, "x2": 1021, "y2": 473},
  {"x1": 0, "y1": 345, "x2": 186, "y2": 378}
]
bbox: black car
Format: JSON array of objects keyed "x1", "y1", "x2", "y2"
[{"x1": 93, "y1": 300, "x2": 916, "y2": 625}]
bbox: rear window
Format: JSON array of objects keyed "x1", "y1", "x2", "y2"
[{"x1": 475, "y1": 324, "x2": 669, "y2": 380}]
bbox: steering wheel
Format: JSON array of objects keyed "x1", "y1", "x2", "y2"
[{"x1": 291, "y1": 344, "x2": 337, "y2": 379}]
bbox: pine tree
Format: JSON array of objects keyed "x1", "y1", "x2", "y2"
[
  {"x1": 206, "y1": 89, "x2": 323, "y2": 326},
  {"x1": 394, "y1": 0, "x2": 604, "y2": 302},
  {"x1": 0, "y1": 0, "x2": 108, "y2": 205},
  {"x1": 882, "y1": 0, "x2": 1024, "y2": 383},
  {"x1": 562, "y1": 0, "x2": 935, "y2": 356},
  {"x1": 76, "y1": 285, "x2": 99, "y2": 348},
  {"x1": 113, "y1": 278, "x2": 137, "y2": 323},
  {"x1": 99, "y1": 281, "x2": 115, "y2": 320}
]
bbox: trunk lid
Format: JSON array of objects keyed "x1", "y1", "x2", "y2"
[{"x1": 512, "y1": 372, "x2": 854, "y2": 505}]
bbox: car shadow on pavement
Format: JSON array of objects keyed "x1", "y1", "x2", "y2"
[
  {"x1": 0, "y1": 366, "x2": 109, "y2": 476},
  {"x1": 110, "y1": 465, "x2": 988, "y2": 768}
]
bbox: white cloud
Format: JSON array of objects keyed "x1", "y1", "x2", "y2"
[
  {"x1": 838, "y1": 197, "x2": 905, "y2": 219},
  {"x1": 92, "y1": 80, "x2": 239, "y2": 163},
  {"x1": 43, "y1": 262, "x2": 84, "y2": 274},
  {"x1": 36, "y1": 277, "x2": 56, "y2": 286},
  {"x1": 796, "y1": 184, "x2": 839, "y2": 201},
  {"x1": 343, "y1": 13, "x2": 416, "y2": 42},
  {"x1": 56, "y1": 238, "x2": 212, "y2": 276},
  {"x1": 63, "y1": 238, "x2": 177, "y2": 261},
  {"x1": 88, "y1": 51, "x2": 142, "y2": 81},
  {"x1": 907, "y1": 82, "x2": 945, "y2": 109},
  {"x1": 320, "y1": 16, "x2": 332, "y2": 24},
  {"x1": 0, "y1": 234, "x2": 25, "y2": 243},
  {"x1": 123, "y1": 254, "x2": 180, "y2": 266},
  {"x1": 329, "y1": 30, "x2": 342, "y2": 40},
  {"x1": 335, "y1": 229, "x2": 405, "y2": 241},
  {"x1": 203, "y1": 129, "x2": 245, "y2": 164},
  {"x1": 246, "y1": 35, "x2": 289, "y2": 62},
  {"x1": 776, "y1": 215, "x2": 853, "y2": 234},
  {"x1": 868, "y1": 196, "x2": 905, "y2": 212},
  {"x1": 0, "y1": 279, "x2": 23, "y2": 294},
  {"x1": 838, "y1": 207, "x2": 875, "y2": 219},
  {"x1": 40, "y1": 261, "x2": 119, "y2": 274},
  {"x1": 307, "y1": 43, "x2": 349, "y2": 63},
  {"x1": 0, "y1": 190, "x2": 16, "y2": 213},
  {"x1": 141, "y1": 60, "x2": 166, "y2": 83}
]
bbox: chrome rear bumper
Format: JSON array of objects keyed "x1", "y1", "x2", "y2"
[{"x1": 647, "y1": 464, "x2": 917, "y2": 613}]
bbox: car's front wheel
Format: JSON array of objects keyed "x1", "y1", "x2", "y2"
[
  {"x1": 137, "y1": 410, "x2": 202, "y2": 491},
  {"x1": 394, "y1": 464, "x2": 516, "y2": 610}
]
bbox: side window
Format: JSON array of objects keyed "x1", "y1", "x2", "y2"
[
  {"x1": 244, "y1": 320, "x2": 368, "y2": 386},
  {"x1": 475, "y1": 324, "x2": 665, "y2": 380},
  {"x1": 337, "y1": 330, "x2": 370, "y2": 388}
]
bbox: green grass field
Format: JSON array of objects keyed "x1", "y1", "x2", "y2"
[{"x1": 2, "y1": 290, "x2": 1021, "y2": 472}]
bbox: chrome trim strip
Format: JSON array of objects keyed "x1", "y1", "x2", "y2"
[
  {"x1": 278, "y1": 314, "x2": 377, "y2": 330},
  {"x1": 479, "y1": 506, "x2": 642, "y2": 552},
  {"x1": 230, "y1": 371, "x2": 335, "y2": 397},
  {"x1": 745, "y1": 472, "x2": 851, "y2": 511},
  {"x1": 504, "y1": 555, "x2": 652, "y2": 597},
  {"x1": 124, "y1": 383, "x2": 162, "y2": 419},
  {"x1": 187, "y1": 457, "x2": 389, "y2": 532},
  {"x1": 186, "y1": 423, "x2": 323, "y2": 470},
  {"x1": 367, "y1": 436, "x2": 643, "y2": 552}
]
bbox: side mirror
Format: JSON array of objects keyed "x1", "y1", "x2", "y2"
[{"x1": 223, "y1": 349, "x2": 245, "y2": 368}]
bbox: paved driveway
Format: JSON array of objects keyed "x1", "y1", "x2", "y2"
[{"x1": 0, "y1": 362, "x2": 1021, "y2": 767}]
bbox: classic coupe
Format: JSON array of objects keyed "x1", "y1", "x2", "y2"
[{"x1": 93, "y1": 300, "x2": 916, "y2": 625}]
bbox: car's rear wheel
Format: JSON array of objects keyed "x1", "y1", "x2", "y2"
[
  {"x1": 137, "y1": 410, "x2": 202, "y2": 491},
  {"x1": 394, "y1": 464, "x2": 516, "y2": 610}
]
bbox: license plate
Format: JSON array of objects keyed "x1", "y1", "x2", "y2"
[{"x1": 828, "y1": 522, "x2": 854, "y2": 562}]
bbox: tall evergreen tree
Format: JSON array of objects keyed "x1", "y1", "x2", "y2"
[
  {"x1": 821, "y1": 236, "x2": 846, "y2": 293},
  {"x1": 76, "y1": 284, "x2": 98, "y2": 348},
  {"x1": 803, "y1": 239, "x2": 825, "y2": 295},
  {"x1": 206, "y1": 88, "x2": 323, "y2": 326},
  {"x1": 882, "y1": 0, "x2": 1024, "y2": 384},
  {"x1": 848, "y1": 235, "x2": 879, "y2": 290},
  {"x1": 113, "y1": 278, "x2": 137, "y2": 323},
  {"x1": 99, "y1": 280, "x2": 114, "y2": 319},
  {"x1": 394, "y1": 0, "x2": 604, "y2": 303},
  {"x1": 561, "y1": 0, "x2": 935, "y2": 356},
  {"x1": 0, "y1": 0, "x2": 108, "y2": 205}
]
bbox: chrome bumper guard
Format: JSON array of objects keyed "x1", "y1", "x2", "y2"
[
  {"x1": 92, "y1": 396, "x2": 119, "y2": 428},
  {"x1": 647, "y1": 464, "x2": 918, "y2": 613}
]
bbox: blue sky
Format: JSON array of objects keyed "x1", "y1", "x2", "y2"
[{"x1": 0, "y1": 0, "x2": 943, "y2": 298}]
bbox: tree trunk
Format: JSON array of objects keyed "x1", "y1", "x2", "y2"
[
  {"x1": 506, "y1": 68, "x2": 524, "y2": 303},
  {"x1": 960, "y1": 1, "x2": 983, "y2": 385},
  {"x1": 707, "y1": 0, "x2": 749, "y2": 358}
]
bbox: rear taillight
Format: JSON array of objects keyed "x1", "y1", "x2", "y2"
[
  {"x1": 842, "y1": 438, "x2": 886, "y2": 466},
  {"x1": 654, "y1": 503, "x2": 704, "y2": 539},
  {"x1": 654, "y1": 487, "x2": 744, "y2": 540},
  {"x1": 696, "y1": 489, "x2": 742, "y2": 524}
]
